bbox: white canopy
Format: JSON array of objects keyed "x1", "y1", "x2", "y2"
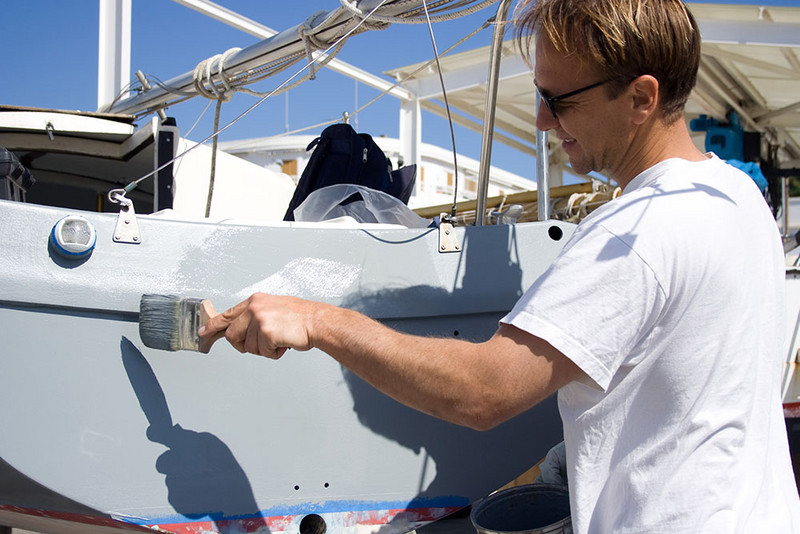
[{"x1": 385, "y1": 2, "x2": 800, "y2": 181}]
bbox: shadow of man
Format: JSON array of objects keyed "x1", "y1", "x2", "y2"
[
  {"x1": 334, "y1": 223, "x2": 563, "y2": 531},
  {"x1": 120, "y1": 337, "x2": 269, "y2": 533},
  {"x1": 342, "y1": 368, "x2": 560, "y2": 499}
]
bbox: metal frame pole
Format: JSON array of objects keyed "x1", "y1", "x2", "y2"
[
  {"x1": 475, "y1": 0, "x2": 513, "y2": 226},
  {"x1": 536, "y1": 92, "x2": 550, "y2": 221},
  {"x1": 97, "y1": 0, "x2": 132, "y2": 111}
]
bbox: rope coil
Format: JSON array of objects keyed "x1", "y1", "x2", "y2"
[{"x1": 192, "y1": 47, "x2": 241, "y2": 102}]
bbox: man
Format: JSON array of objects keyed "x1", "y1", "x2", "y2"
[{"x1": 201, "y1": 0, "x2": 800, "y2": 531}]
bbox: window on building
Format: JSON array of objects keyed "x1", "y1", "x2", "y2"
[{"x1": 281, "y1": 159, "x2": 298, "y2": 177}]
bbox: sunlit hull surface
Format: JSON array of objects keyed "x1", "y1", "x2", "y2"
[{"x1": 0, "y1": 200, "x2": 574, "y2": 533}]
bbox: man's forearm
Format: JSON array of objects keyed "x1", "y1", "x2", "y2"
[
  {"x1": 202, "y1": 293, "x2": 581, "y2": 430},
  {"x1": 308, "y1": 303, "x2": 575, "y2": 430}
]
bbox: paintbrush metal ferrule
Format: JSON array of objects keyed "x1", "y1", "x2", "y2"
[{"x1": 173, "y1": 296, "x2": 207, "y2": 352}]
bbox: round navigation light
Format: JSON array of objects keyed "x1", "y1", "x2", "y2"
[{"x1": 50, "y1": 215, "x2": 97, "y2": 259}]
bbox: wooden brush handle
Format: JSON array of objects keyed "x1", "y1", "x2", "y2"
[{"x1": 197, "y1": 299, "x2": 220, "y2": 354}]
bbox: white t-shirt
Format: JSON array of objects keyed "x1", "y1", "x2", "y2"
[{"x1": 502, "y1": 155, "x2": 800, "y2": 533}]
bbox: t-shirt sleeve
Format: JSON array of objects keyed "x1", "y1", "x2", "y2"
[{"x1": 501, "y1": 221, "x2": 664, "y2": 391}]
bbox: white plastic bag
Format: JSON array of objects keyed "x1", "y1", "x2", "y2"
[{"x1": 293, "y1": 184, "x2": 430, "y2": 228}]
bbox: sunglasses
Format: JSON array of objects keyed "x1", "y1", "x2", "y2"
[{"x1": 536, "y1": 79, "x2": 611, "y2": 119}]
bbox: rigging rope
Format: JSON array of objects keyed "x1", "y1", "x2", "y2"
[
  {"x1": 110, "y1": 0, "x2": 497, "y2": 208},
  {"x1": 193, "y1": 47, "x2": 240, "y2": 102},
  {"x1": 121, "y1": 0, "x2": 497, "y2": 117},
  {"x1": 192, "y1": 48, "x2": 239, "y2": 216},
  {"x1": 110, "y1": 0, "x2": 395, "y2": 202},
  {"x1": 205, "y1": 99, "x2": 224, "y2": 217}
]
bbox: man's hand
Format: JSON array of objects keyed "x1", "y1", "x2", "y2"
[{"x1": 199, "y1": 293, "x2": 317, "y2": 359}]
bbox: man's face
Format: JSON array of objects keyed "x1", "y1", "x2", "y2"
[{"x1": 533, "y1": 35, "x2": 633, "y2": 178}]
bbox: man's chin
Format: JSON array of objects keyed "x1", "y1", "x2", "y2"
[{"x1": 567, "y1": 160, "x2": 593, "y2": 177}]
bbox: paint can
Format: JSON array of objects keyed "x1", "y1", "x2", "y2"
[{"x1": 470, "y1": 484, "x2": 571, "y2": 534}]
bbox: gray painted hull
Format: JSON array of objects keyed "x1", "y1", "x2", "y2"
[{"x1": 0, "y1": 199, "x2": 574, "y2": 533}]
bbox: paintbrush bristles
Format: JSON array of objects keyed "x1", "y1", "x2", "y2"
[{"x1": 139, "y1": 294, "x2": 208, "y2": 352}]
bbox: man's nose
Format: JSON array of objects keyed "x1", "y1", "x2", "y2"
[{"x1": 535, "y1": 99, "x2": 558, "y2": 132}]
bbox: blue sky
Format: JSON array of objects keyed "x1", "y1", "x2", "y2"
[
  {"x1": 2, "y1": 1, "x2": 796, "y2": 180},
  {"x1": 2, "y1": 1, "x2": 508, "y2": 170}
]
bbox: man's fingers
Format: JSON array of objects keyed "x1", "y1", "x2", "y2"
[
  {"x1": 200, "y1": 299, "x2": 252, "y2": 338},
  {"x1": 223, "y1": 314, "x2": 249, "y2": 353},
  {"x1": 245, "y1": 310, "x2": 286, "y2": 359},
  {"x1": 196, "y1": 293, "x2": 304, "y2": 359},
  {"x1": 244, "y1": 315, "x2": 262, "y2": 355}
]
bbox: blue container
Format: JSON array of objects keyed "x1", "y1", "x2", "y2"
[{"x1": 470, "y1": 484, "x2": 571, "y2": 534}]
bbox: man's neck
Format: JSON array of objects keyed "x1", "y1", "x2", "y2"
[{"x1": 611, "y1": 119, "x2": 706, "y2": 189}]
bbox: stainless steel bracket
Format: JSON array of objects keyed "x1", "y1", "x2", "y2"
[
  {"x1": 109, "y1": 189, "x2": 141, "y2": 244},
  {"x1": 438, "y1": 213, "x2": 461, "y2": 253}
]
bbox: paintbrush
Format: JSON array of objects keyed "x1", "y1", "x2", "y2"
[{"x1": 139, "y1": 294, "x2": 220, "y2": 353}]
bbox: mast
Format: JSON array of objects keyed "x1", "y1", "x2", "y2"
[{"x1": 97, "y1": 0, "x2": 131, "y2": 111}]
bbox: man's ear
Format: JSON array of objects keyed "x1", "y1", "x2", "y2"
[{"x1": 629, "y1": 75, "x2": 659, "y2": 125}]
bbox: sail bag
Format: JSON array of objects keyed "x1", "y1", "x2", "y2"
[{"x1": 283, "y1": 123, "x2": 416, "y2": 221}]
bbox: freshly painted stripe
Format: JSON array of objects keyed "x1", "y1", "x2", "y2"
[
  {"x1": 115, "y1": 496, "x2": 469, "y2": 526},
  {"x1": 1, "y1": 498, "x2": 470, "y2": 533}
]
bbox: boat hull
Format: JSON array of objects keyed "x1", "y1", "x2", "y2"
[{"x1": 0, "y1": 200, "x2": 574, "y2": 533}]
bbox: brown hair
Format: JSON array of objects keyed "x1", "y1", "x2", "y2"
[{"x1": 515, "y1": 0, "x2": 700, "y2": 122}]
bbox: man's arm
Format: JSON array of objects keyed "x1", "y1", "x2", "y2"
[{"x1": 200, "y1": 293, "x2": 584, "y2": 430}]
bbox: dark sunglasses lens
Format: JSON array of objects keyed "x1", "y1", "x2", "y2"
[{"x1": 546, "y1": 98, "x2": 557, "y2": 118}]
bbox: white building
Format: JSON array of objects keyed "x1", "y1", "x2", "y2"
[{"x1": 218, "y1": 133, "x2": 537, "y2": 209}]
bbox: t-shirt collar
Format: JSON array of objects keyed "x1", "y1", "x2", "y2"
[{"x1": 622, "y1": 153, "x2": 719, "y2": 195}]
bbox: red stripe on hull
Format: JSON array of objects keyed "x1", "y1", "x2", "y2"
[{"x1": 0, "y1": 503, "x2": 463, "y2": 533}]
